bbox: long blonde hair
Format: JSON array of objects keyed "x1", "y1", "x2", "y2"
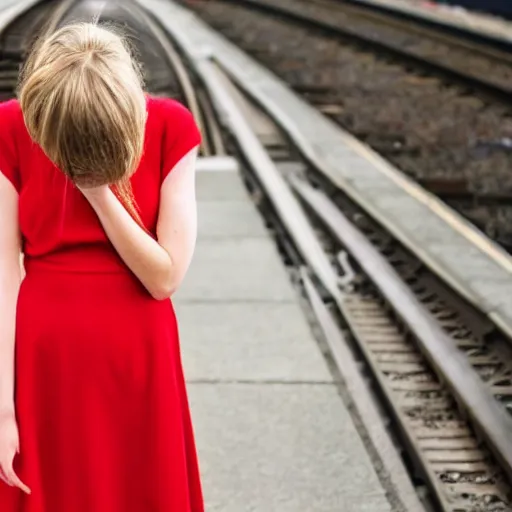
[{"x1": 18, "y1": 22, "x2": 147, "y2": 228}]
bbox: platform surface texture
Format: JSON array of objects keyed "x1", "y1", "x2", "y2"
[{"x1": 173, "y1": 161, "x2": 393, "y2": 511}]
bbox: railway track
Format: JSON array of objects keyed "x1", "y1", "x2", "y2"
[
  {"x1": 185, "y1": 0, "x2": 512, "y2": 254},
  {"x1": 144, "y1": 3, "x2": 512, "y2": 509},
  {"x1": 234, "y1": 92, "x2": 512, "y2": 512},
  {"x1": 4, "y1": 0, "x2": 512, "y2": 509}
]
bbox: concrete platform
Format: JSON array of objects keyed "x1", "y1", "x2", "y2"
[
  {"x1": 143, "y1": 0, "x2": 512, "y2": 341},
  {"x1": 189, "y1": 384, "x2": 392, "y2": 512},
  {"x1": 173, "y1": 162, "x2": 393, "y2": 511}
]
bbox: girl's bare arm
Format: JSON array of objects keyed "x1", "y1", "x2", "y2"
[
  {"x1": 0, "y1": 173, "x2": 30, "y2": 494},
  {"x1": 81, "y1": 147, "x2": 198, "y2": 300},
  {"x1": 0, "y1": 174, "x2": 21, "y2": 414}
]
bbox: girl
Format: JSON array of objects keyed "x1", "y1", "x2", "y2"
[{"x1": 0, "y1": 22, "x2": 203, "y2": 511}]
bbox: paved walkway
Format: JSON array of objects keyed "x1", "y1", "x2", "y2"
[{"x1": 173, "y1": 158, "x2": 394, "y2": 511}]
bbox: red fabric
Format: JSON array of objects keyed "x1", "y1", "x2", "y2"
[{"x1": 0, "y1": 96, "x2": 203, "y2": 511}]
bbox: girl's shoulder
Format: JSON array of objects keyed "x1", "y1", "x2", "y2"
[
  {"x1": 146, "y1": 94, "x2": 198, "y2": 128},
  {"x1": 0, "y1": 98, "x2": 25, "y2": 129},
  {"x1": 145, "y1": 95, "x2": 201, "y2": 178}
]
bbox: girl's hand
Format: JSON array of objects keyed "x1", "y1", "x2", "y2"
[{"x1": 0, "y1": 411, "x2": 31, "y2": 494}]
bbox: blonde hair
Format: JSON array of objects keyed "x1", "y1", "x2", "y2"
[{"x1": 18, "y1": 22, "x2": 147, "y2": 227}]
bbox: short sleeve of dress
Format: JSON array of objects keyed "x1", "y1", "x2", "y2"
[
  {"x1": 160, "y1": 98, "x2": 201, "y2": 182},
  {"x1": 0, "y1": 100, "x2": 20, "y2": 192}
]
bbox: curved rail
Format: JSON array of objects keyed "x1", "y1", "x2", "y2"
[
  {"x1": 341, "y1": 0, "x2": 512, "y2": 51},
  {"x1": 201, "y1": 57, "x2": 512, "y2": 508},
  {"x1": 292, "y1": 175, "x2": 512, "y2": 480},
  {"x1": 42, "y1": 0, "x2": 76, "y2": 35},
  {"x1": 132, "y1": 4, "x2": 213, "y2": 156},
  {"x1": 140, "y1": 2, "x2": 512, "y2": 508},
  {"x1": 173, "y1": 1, "x2": 512, "y2": 340},
  {"x1": 0, "y1": 0, "x2": 41, "y2": 32},
  {"x1": 0, "y1": 0, "x2": 77, "y2": 103},
  {"x1": 0, "y1": 0, "x2": 76, "y2": 40}
]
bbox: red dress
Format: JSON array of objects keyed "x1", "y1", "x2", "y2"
[{"x1": 0, "y1": 96, "x2": 204, "y2": 511}]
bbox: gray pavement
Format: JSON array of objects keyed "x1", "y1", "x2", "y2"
[
  {"x1": 173, "y1": 160, "x2": 392, "y2": 511},
  {"x1": 189, "y1": 384, "x2": 392, "y2": 512}
]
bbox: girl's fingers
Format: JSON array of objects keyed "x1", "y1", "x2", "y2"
[
  {"x1": 11, "y1": 474, "x2": 30, "y2": 494},
  {"x1": 5, "y1": 469, "x2": 30, "y2": 494},
  {"x1": 0, "y1": 464, "x2": 11, "y2": 485},
  {"x1": 2, "y1": 461, "x2": 31, "y2": 494},
  {"x1": 0, "y1": 467, "x2": 10, "y2": 486}
]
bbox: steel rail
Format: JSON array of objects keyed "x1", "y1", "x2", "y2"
[
  {"x1": 341, "y1": 0, "x2": 512, "y2": 52},
  {"x1": 323, "y1": 0, "x2": 512, "y2": 64},
  {"x1": 41, "y1": 0, "x2": 76, "y2": 36},
  {"x1": 0, "y1": 0, "x2": 41, "y2": 33},
  {"x1": 191, "y1": 59, "x2": 512, "y2": 507},
  {"x1": 300, "y1": 267, "x2": 425, "y2": 512},
  {"x1": 194, "y1": 58, "x2": 342, "y2": 298},
  {"x1": 132, "y1": 5, "x2": 211, "y2": 156},
  {"x1": 198, "y1": 36, "x2": 512, "y2": 342},
  {"x1": 131, "y1": 2, "x2": 512, "y2": 506},
  {"x1": 290, "y1": 174, "x2": 512, "y2": 484},
  {"x1": 194, "y1": 59, "x2": 510, "y2": 511},
  {"x1": 0, "y1": 0, "x2": 77, "y2": 40}
]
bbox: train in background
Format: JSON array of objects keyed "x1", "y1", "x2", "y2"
[{"x1": 439, "y1": 0, "x2": 512, "y2": 19}]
